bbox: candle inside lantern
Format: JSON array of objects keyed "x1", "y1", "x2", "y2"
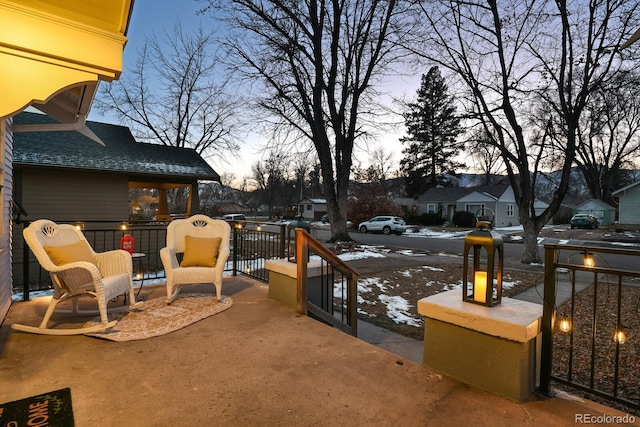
[{"x1": 474, "y1": 271, "x2": 487, "y2": 303}]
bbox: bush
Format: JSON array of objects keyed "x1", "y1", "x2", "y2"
[
  {"x1": 406, "y1": 213, "x2": 445, "y2": 226},
  {"x1": 421, "y1": 213, "x2": 445, "y2": 226},
  {"x1": 452, "y1": 211, "x2": 476, "y2": 228}
]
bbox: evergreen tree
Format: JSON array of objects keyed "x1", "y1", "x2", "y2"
[{"x1": 400, "y1": 66, "x2": 464, "y2": 196}]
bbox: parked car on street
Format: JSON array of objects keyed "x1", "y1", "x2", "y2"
[
  {"x1": 570, "y1": 213, "x2": 599, "y2": 229},
  {"x1": 224, "y1": 213, "x2": 246, "y2": 222},
  {"x1": 358, "y1": 216, "x2": 406, "y2": 235},
  {"x1": 321, "y1": 213, "x2": 330, "y2": 223}
]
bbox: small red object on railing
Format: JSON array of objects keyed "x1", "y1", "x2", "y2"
[{"x1": 120, "y1": 233, "x2": 135, "y2": 254}]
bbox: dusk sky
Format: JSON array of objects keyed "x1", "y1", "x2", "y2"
[{"x1": 88, "y1": 0, "x2": 416, "y2": 185}]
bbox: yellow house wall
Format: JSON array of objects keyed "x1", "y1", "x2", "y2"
[{"x1": 0, "y1": 0, "x2": 130, "y2": 118}]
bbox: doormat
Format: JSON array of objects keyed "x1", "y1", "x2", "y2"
[{"x1": 0, "y1": 387, "x2": 74, "y2": 426}]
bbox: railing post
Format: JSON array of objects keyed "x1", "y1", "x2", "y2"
[
  {"x1": 348, "y1": 270, "x2": 358, "y2": 336},
  {"x1": 279, "y1": 224, "x2": 286, "y2": 259},
  {"x1": 538, "y1": 244, "x2": 558, "y2": 395},
  {"x1": 232, "y1": 225, "x2": 238, "y2": 276},
  {"x1": 22, "y1": 221, "x2": 31, "y2": 301},
  {"x1": 296, "y1": 228, "x2": 308, "y2": 315}
]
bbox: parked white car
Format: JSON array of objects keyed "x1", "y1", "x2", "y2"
[{"x1": 358, "y1": 216, "x2": 406, "y2": 235}]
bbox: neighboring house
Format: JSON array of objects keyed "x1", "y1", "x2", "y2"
[
  {"x1": 416, "y1": 187, "x2": 472, "y2": 222},
  {"x1": 0, "y1": 1, "x2": 134, "y2": 322},
  {"x1": 298, "y1": 198, "x2": 327, "y2": 221},
  {"x1": 457, "y1": 185, "x2": 521, "y2": 227},
  {"x1": 612, "y1": 182, "x2": 640, "y2": 229},
  {"x1": 11, "y1": 112, "x2": 220, "y2": 287},
  {"x1": 409, "y1": 184, "x2": 549, "y2": 227},
  {"x1": 573, "y1": 199, "x2": 616, "y2": 226},
  {"x1": 13, "y1": 111, "x2": 220, "y2": 223}
]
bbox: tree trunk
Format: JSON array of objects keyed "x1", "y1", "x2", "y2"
[
  {"x1": 521, "y1": 226, "x2": 541, "y2": 265},
  {"x1": 519, "y1": 215, "x2": 545, "y2": 264}
]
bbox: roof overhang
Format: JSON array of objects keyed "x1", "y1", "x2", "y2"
[{"x1": 0, "y1": 0, "x2": 134, "y2": 128}]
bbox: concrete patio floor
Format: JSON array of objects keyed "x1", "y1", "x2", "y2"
[{"x1": 1, "y1": 276, "x2": 637, "y2": 426}]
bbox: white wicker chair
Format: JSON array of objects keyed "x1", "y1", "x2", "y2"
[
  {"x1": 13, "y1": 219, "x2": 139, "y2": 335},
  {"x1": 160, "y1": 215, "x2": 231, "y2": 304}
]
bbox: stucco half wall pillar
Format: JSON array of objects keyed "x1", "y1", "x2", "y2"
[
  {"x1": 265, "y1": 259, "x2": 331, "y2": 309},
  {"x1": 418, "y1": 290, "x2": 542, "y2": 402}
]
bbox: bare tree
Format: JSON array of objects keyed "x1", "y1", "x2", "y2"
[
  {"x1": 202, "y1": 0, "x2": 405, "y2": 241},
  {"x1": 252, "y1": 150, "x2": 289, "y2": 218},
  {"x1": 95, "y1": 21, "x2": 240, "y2": 159},
  {"x1": 200, "y1": 172, "x2": 238, "y2": 203},
  {"x1": 409, "y1": 0, "x2": 640, "y2": 263},
  {"x1": 467, "y1": 128, "x2": 505, "y2": 186},
  {"x1": 574, "y1": 72, "x2": 640, "y2": 203},
  {"x1": 289, "y1": 153, "x2": 320, "y2": 205},
  {"x1": 369, "y1": 146, "x2": 395, "y2": 183}
]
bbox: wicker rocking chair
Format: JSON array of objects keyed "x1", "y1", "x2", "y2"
[
  {"x1": 160, "y1": 215, "x2": 230, "y2": 304},
  {"x1": 12, "y1": 219, "x2": 140, "y2": 335}
]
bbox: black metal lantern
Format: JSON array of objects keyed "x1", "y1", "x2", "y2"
[
  {"x1": 287, "y1": 215, "x2": 311, "y2": 262},
  {"x1": 462, "y1": 219, "x2": 503, "y2": 306}
]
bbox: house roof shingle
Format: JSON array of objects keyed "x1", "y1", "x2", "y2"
[
  {"x1": 12, "y1": 112, "x2": 220, "y2": 181},
  {"x1": 417, "y1": 184, "x2": 510, "y2": 202}
]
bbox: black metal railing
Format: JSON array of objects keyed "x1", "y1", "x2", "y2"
[
  {"x1": 230, "y1": 221, "x2": 287, "y2": 282},
  {"x1": 539, "y1": 243, "x2": 640, "y2": 414},
  {"x1": 14, "y1": 220, "x2": 171, "y2": 300},
  {"x1": 13, "y1": 219, "x2": 291, "y2": 300},
  {"x1": 294, "y1": 228, "x2": 359, "y2": 336}
]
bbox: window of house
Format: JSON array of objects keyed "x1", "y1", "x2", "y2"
[
  {"x1": 507, "y1": 204, "x2": 514, "y2": 217},
  {"x1": 306, "y1": 205, "x2": 312, "y2": 211},
  {"x1": 427, "y1": 204, "x2": 436, "y2": 214}
]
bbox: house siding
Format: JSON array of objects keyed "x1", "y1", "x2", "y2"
[
  {"x1": 495, "y1": 187, "x2": 518, "y2": 227},
  {"x1": 0, "y1": 119, "x2": 13, "y2": 321},
  {"x1": 19, "y1": 169, "x2": 129, "y2": 222},
  {"x1": 11, "y1": 169, "x2": 130, "y2": 287},
  {"x1": 617, "y1": 186, "x2": 640, "y2": 227},
  {"x1": 457, "y1": 192, "x2": 497, "y2": 223}
]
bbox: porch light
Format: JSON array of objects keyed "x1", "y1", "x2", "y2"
[
  {"x1": 74, "y1": 222, "x2": 84, "y2": 230},
  {"x1": 120, "y1": 221, "x2": 128, "y2": 231},
  {"x1": 462, "y1": 219, "x2": 503, "y2": 307},
  {"x1": 614, "y1": 327, "x2": 626, "y2": 344},
  {"x1": 583, "y1": 251, "x2": 595, "y2": 268},
  {"x1": 559, "y1": 317, "x2": 571, "y2": 333}
]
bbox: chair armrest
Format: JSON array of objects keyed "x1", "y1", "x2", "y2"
[
  {"x1": 160, "y1": 247, "x2": 179, "y2": 272},
  {"x1": 215, "y1": 246, "x2": 230, "y2": 270},
  {"x1": 95, "y1": 249, "x2": 133, "y2": 277},
  {"x1": 49, "y1": 261, "x2": 103, "y2": 294}
]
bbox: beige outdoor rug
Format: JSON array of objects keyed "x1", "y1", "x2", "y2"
[{"x1": 84, "y1": 293, "x2": 233, "y2": 342}]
